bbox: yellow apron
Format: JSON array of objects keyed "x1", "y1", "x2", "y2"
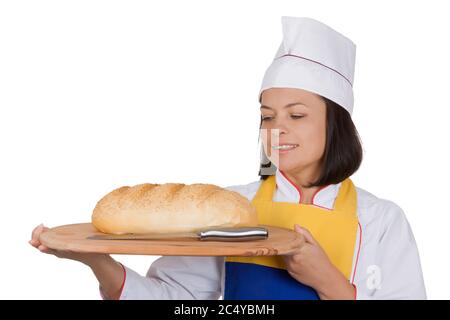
[{"x1": 224, "y1": 175, "x2": 359, "y2": 299}]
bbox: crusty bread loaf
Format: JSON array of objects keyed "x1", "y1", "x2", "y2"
[{"x1": 92, "y1": 182, "x2": 258, "y2": 234}]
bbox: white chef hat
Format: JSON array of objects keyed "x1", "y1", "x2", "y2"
[{"x1": 258, "y1": 16, "x2": 356, "y2": 115}]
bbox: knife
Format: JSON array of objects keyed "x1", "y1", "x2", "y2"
[{"x1": 87, "y1": 226, "x2": 269, "y2": 242}]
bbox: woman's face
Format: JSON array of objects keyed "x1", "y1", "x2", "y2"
[{"x1": 260, "y1": 87, "x2": 327, "y2": 175}]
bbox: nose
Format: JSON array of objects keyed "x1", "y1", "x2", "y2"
[{"x1": 272, "y1": 119, "x2": 288, "y2": 135}]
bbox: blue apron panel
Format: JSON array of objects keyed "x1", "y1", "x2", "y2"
[{"x1": 224, "y1": 261, "x2": 319, "y2": 300}]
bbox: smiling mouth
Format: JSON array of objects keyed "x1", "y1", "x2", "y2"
[{"x1": 271, "y1": 144, "x2": 299, "y2": 151}]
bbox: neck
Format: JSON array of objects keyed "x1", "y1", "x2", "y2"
[{"x1": 279, "y1": 168, "x2": 321, "y2": 204}]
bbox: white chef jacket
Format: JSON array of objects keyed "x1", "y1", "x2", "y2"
[{"x1": 100, "y1": 168, "x2": 427, "y2": 300}]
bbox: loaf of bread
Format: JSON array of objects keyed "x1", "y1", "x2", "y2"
[{"x1": 92, "y1": 182, "x2": 258, "y2": 234}]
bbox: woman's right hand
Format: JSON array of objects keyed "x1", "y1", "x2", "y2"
[{"x1": 29, "y1": 223, "x2": 109, "y2": 266}]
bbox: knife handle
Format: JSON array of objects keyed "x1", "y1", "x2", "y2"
[{"x1": 199, "y1": 227, "x2": 268, "y2": 241}]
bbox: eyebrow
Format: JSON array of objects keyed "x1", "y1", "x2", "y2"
[{"x1": 260, "y1": 102, "x2": 307, "y2": 110}]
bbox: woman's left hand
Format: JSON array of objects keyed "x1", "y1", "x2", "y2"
[{"x1": 283, "y1": 224, "x2": 356, "y2": 300}]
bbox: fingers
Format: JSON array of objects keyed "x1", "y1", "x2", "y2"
[
  {"x1": 38, "y1": 244, "x2": 49, "y2": 252},
  {"x1": 31, "y1": 223, "x2": 43, "y2": 240},
  {"x1": 37, "y1": 244, "x2": 56, "y2": 255},
  {"x1": 30, "y1": 224, "x2": 43, "y2": 247},
  {"x1": 29, "y1": 226, "x2": 67, "y2": 258},
  {"x1": 294, "y1": 224, "x2": 317, "y2": 245},
  {"x1": 29, "y1": 223, "x2": 49, "y2": 249}
]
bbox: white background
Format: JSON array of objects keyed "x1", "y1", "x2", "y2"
[{"x1": 1, "y1": 0, "x2": 449, "y2": 299}]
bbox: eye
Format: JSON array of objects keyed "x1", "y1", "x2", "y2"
[
  {"x1": 261, "y1": 116, "x2": 273, "y2": 121},
  {"x1": 291, "y1": 115, "x2": 304, "y2": 119}
]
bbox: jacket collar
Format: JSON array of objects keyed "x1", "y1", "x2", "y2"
[{"x1": 274, "y1": 168, "x2": 341, "y2": 210}]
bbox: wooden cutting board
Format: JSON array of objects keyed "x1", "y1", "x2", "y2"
[{"x1": 39, "y1": 223, "x2": 304, "y2": 256}]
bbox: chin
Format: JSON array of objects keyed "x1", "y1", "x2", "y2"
[
  {"x1": 273, "y1": 158, "x2": 302, "y2": 173},
  {"x1": 276, "y1": 149, "x2": 316, "y2": 170},
  {"x1": 277, "y1": 164, "x2": 297, "y2": 174}
]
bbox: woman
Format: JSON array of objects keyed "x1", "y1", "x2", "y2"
[{"x1": 29, "y1": 16, "x2": 426, "y2": 299}]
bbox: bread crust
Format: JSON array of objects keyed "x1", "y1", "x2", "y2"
[{"x1": 92, "y1": 183, "x2": 258, "y2": 234}]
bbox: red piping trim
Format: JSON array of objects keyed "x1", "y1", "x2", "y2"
[
  {"x1": 276, "y1": 53, "x2": 353, "y2": 87},
  {"x1": 351, "y1": 222, "x2": 362, "y2": 285},
  {"x1": 311, "y1": 184, "x2": 330, "y2": 204},
  {"x1": 352, "y1": 283, "x2": 357, "y2": 300},
  {"x1": 280, "y1": 170, "x2": 332, "y2": 208},
  {"x1": 279, "y1": 170, "x2": 303, "y2": 203},
  {"x1": 118, "y1": 262, "x2": 127, "y2": 300}
]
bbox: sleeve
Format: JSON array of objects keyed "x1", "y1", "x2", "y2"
[
  {"x1": 99, "y1": 256, "x2": 224, "y2": 300},
  {"x1": 358, "y1": 201, "x2": 427, "y2": 300}
]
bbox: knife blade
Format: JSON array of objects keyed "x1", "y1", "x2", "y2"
[{"x1": 87, "y1": 226, "x2": 268, "y2": 242}]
